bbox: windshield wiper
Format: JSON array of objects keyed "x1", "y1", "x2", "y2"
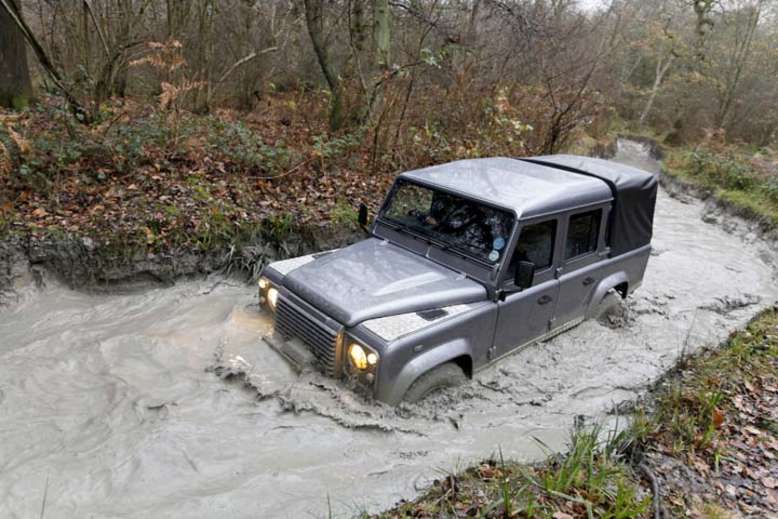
[
  {"x1": 379, "y1": 218, "x2": 494, "y2": 268},
  {"x1": 380, "y1": 218, "x2": 433, "y2": 245},
  {"x1": 439, "y1": 243, "x2": 492, "y2": 268}
]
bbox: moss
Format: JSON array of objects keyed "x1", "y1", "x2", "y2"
[{"x1": 10, "y1": 95, "x2": 29, "y2": 111}]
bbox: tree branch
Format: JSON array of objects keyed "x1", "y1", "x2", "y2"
[{"x1": 216, "y1": 46, "x2": 278, "y2": 85}]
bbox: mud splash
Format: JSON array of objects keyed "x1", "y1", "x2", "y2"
[{"x1": 1, "y1": 140, "x2": 777, "y2": 518}]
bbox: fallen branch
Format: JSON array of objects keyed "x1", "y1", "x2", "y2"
[
  {"x1": 254, "y1": 156, "x2": 317, "y2": 181},
  {"x1": 639, "y1": 462, "x2": 663, "y2": 519}
]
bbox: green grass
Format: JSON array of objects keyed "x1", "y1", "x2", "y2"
[
  {"x1": 370, "y1": 426, "x2": 649, "y2": 518},
  {"x1": 717, "y1": 189, "x2": 778, "y2": 227},
  {"x1": 664, "y1": 147, "x2": 778, "y2": 228}
]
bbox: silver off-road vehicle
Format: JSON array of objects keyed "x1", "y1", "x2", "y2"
[{"x1": 259, "y1": 156, "x2": 657, "y2": 404}]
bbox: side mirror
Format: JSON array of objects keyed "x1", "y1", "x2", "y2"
[
  {"x1": 358, "y1": 203, "x2": 368, "y2": 227},
  {"x1": 514, "y1": 260, "x2": 535, "y2": 289}
]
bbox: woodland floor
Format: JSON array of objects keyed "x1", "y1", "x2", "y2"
[{"x1": 0, "y1": 94, "x2": 396, "y2": 256}]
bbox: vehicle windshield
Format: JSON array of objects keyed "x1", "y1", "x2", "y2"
[{"x1": 381, "y1": 179, "x2": 515, "y2": 265}]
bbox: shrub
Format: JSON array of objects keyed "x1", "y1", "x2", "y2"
[
  {"x1": 206, "y1": 118, "x2": 292, "y2": 175},
  {"x1": 688, "y1": 149, "x2": 757, "y2": 191},
  {"x1": 765, "y1": 176, "x2": 778, "y2": 203}
]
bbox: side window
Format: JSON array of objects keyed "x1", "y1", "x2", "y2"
[
  {"x1": 512, "y1": 220, "x2": 556, "y2": 271},
  {"x1": 565, "y1": 209, "x2": 601, "y2": 260}
]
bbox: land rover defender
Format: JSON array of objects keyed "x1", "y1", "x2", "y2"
[{"x1": 258, "y1": 155, "x2": 658, "y2": 404}]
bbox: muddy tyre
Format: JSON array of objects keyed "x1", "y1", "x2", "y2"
[
  {"x1": 591, "y1": 289, "x2": 626, "y2": 322},
  {"x1": 403, "y1": 363, "x2": 467, "y2": 403}
]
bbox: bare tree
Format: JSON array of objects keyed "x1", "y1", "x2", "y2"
[
  {"x1": 0, "y1": 0, "x2": 87, "y2": 119},
  {"x1": 303, "y1": 0, "x2": 344, "y2": 130},
  {"x1": 712, "y1": 0, "x2": 766, "y2": 128},
  {"x1": 0, "y1": 0, "x2": 32, "y2": 109}
]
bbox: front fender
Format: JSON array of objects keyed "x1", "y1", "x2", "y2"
[
  {"x1": 586, "y1": 271, "x2": 628, "y2": 318},
  {"x1": 375, "y1": 338, "x2": 473, "y2": 405}
]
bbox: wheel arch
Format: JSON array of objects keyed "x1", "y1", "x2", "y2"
[
  {"x1": 376, "y1": 339, "x2": 473, "y2": 406},
  {"x1": 586, "y1": 271, "x2": 629, "y2": 318}
]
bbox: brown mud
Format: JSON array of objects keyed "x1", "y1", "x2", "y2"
[{"x1": 1, "y1": 140, "x2": 777, "y2": 518}]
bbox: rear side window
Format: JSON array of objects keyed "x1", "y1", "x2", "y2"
[
  {"x1": 565, "y1": 210, "x2": 601, "y2": 260},
  {"x1": 513, "y1": 220, "x2": 556, "y2": 270}
]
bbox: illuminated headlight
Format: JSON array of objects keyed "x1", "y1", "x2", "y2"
[
  {"x1": 348, "y1": 342, "x2": 378, "y2": 371},
  {"x1": 267, "y1": 287, "x2": 279, "y2": 311},
  {"x1": 348, "y1": 343, "x2": 368, "y2": 370},
  {"x1": 258, "y1": 276, "x2": 278, "y2": 312}
]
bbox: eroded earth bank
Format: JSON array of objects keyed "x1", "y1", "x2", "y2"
[{"x1": 1, "y1": 141, "x2": 777, "y2": 518}]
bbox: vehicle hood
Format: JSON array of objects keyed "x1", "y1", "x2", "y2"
[{"x1": 283, "y1": 238, "x2": 487, "y2": 327}]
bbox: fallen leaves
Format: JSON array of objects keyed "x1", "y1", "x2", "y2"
[
  {"x1": 0, "y1": 141, "x2": 10, "y2": 177},
  {"x1": 712, "y1": 408, "x2": 725, "y2": 428},
  {"x1": 641, "y1": 311, "x2": 778, "y2": 518},
  {"x1": 1, "y1": 95, "x2": 399, "y2": 254}
]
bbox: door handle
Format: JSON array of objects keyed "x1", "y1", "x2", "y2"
[
  {"x1": 537, "y1": 295, "x2": 553, "y2": 305},
  {"x1": 582, "y1": 276, "x2": 595, "y2": 286}
]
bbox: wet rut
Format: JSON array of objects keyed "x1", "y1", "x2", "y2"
[{"x1": 1, "y1": 141, "x2": 777, "y2": 518}]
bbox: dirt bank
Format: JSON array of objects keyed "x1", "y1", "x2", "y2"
[
  {"x1": 1, "y1": 140, "x2": 777, "y2": 518},
  {"x1": 0, "y1": 224, "x2": 360, "y2": 304}
]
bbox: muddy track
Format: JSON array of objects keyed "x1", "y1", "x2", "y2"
[{"x1": 1, "y1": 140, "x2": 777, "y2": 518}]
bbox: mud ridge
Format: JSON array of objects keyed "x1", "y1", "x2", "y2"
[
  {"x1": 659, "y1": 165, "x2": 778, "y2": 260},
  {"x1": 0, "y1": 226, "x2": 361, "y2": 304},
  {"x1": 210, "y1": 352, "x2": 429, "y2": 436}
]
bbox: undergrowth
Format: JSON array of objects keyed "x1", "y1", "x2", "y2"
[{"x1": 664, "y1": 146, "x2": 778, "y2": 228}]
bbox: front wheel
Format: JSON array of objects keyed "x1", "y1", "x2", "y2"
[{"x1": 403, "y1": 363, "x2": 467, "y2": 403}]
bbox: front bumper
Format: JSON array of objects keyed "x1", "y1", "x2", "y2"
[
  {"x1": 263, "y1": 332, "x2": 318, "y2": 371},
  {"x1": 262, "y1": 285, "x2": 380, "y2": 393}
]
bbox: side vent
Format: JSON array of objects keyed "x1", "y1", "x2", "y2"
[{"x1": 416, "y1": 309, "x2": 448, "y2": 322}]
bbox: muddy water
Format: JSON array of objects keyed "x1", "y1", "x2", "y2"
[{"x1": 2, "y1": 140, "x2": 777, "y2": 518}]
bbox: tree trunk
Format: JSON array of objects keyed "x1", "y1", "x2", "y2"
[
  {"x1": 303, "y1": 0, "x2": 344, "y2": 131},
  {"x1": 1, "y1": 0, "x2": 88, "y2": 121},
  {"x1": 374, "y1": 0, "x2": 390, "y2": 70},
  {"x1": 639, "y1": 54, "x2": 674, "y2": 125},
  {"x1": 0, "y1": 0, "x2": 33, "y2": 109},
  {"x1": 715, "y1": 1, "x2": 763, "y2": 129}
]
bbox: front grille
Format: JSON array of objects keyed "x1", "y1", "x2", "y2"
[{"x1": 276, "y1": 297, "x2": 340, "y2": 375}]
